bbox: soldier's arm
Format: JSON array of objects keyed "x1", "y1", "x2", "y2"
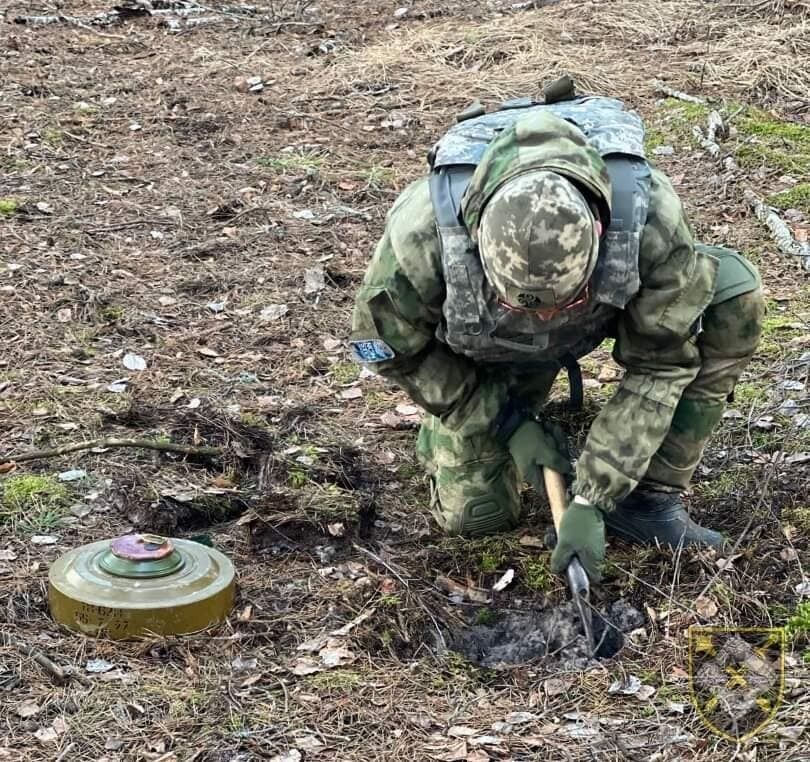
[
  {"x1": 351, "y1": 179, "x2": 509, "y2": 434},
  {"x1": 572, "y1": 169, "x2": 718, "y2": 510}
]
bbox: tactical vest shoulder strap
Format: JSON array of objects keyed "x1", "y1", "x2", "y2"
[{"x1": 428, "y1": 165, "x2": 475, "y2": 228}]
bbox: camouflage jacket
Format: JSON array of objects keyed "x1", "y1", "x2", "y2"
[{"x1": 351, "y1": 111, "x2": 718, "y2": 511}]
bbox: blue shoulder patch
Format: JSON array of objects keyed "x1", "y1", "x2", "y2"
[{"x1": 350, "y1": 339, "x2": 395, "y2": 363}]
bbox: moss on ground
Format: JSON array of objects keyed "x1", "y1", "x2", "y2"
[
  {"x1": 735, "y1": 108, "x2": 810, "y2": 175},
  {"x1": 331, "y1": 362, "x2": 360, "y2": 384},
  {"x1": 439, "y1": 535, "x2": 516, "y2": 574},
  {"x1": 767, "y1": 183, "x2": 810, "y2": 213},
  {"x1": 757, "y1": 312, "x2": 804, "y2": 358},
  {"x1": 782, "y1": 505, "x2": 810, "y2": 533},
  {"x1": 643, "y1": 127, "x2": 667, "y2": 154},
  {"x1": 659, "y1": 99, "x2": 710, "y2": 122},
  {"x1": 646, "y1": 99, "x2": 710, "y2": 147},
  {"x1": 0, "y1": 197, "x2": 19, "y2": 215},
  {"x1": 1, "y1": 473, "x2": 69, "y2": 530},
  {"x1": 521, "y1": 555, "x2": 553, "y2": 591},
  {"x1": 786, "y1": 602, "x2": 810, "y2": 640},
  {"x1": 694, "y1": 466, "x2": 759, "y2": 499}
]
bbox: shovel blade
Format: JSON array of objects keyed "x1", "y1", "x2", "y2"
[{"x1": 566, "y1": 557, "x2": 595, "y2": 654}]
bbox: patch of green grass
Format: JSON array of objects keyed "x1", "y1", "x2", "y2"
[
  {"x1": 363, "y1": 390, "x2": 391, "y2": 412},
  {"x1": 362, "y1": 164, "x2": 395, "y2": 188},
  {"x1": 782, "y1": 506, "x2": 810, "y2": 533},
  {"x1": 379, "y1": 593, "x2": 401, "y2": 607},
  {"x1": 331, "y1": 362, "x2": 360, "y2": 384},
  {"x1": 97, "y1": 304, "x2": 124, "y2": 323},
  {"x1": 288, "y1": 469, "x2": 308, "y2": 489},
  {"x1": 239, "y1": 411, "x2": 267, "y2": 428},
  {"x1": 521, "y1": 556, "x2": 553, "y2": 591},
  {"x1": 1, "y1": 474, "x2": 69, "y2": 530},
  {"x1": 43, "y1": 128, "x2": 63, "y2": 146},
  {"x1": 644, "y1": 127, "x2": 667, "y2": 154},
  {"x1": 767, "y1": 183, "x2": 810, "y2": 214},
  {"x1": 647, "y1": 99, "x2": 710, "y2": 147},
  {"x1": 474, "y1": 607, "x2": 499, "y2": 626},
  {"x1": 480, "y1": 552, "x2": 500, "y2": 572},
  {"x1": 659, "y1": 98, "x2": 710, "y2": 122},
  {"x1": 439, "y1": 535, "x2": 515, "y2": 574},
  {"x1": 257, "y1": 151, "x2": 324, "y2": 174},
  {"x1": 695, "y1": 469, "x2": 743, "y2": 500},
  {"x1": 758, "y1": 313, "x2": 803, "y2": 357},
  {"x1": 735, "y1": 109, "x2": 810, "y2": 175},
  {"x1": 786, "y1": 602, "x2": 810, "y2": 640},
  {"x1": 0, "y1": 197, "x2": 19, "y2": 216},
  {"x1": 731, "y1": 381, "x2": 767, "y2": 408}
]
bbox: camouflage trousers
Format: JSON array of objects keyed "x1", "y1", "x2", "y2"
[{"x1": 417, "y1": 246, "x2": 766, "y2": 536}]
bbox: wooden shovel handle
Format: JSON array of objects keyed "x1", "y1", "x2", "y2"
[{"x1": 542, "y1": 466, "x2": 569, "y2": 532}]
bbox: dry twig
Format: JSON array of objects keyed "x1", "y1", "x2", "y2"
[
  {"x1": 0, "y1": 631, "x2": 67, "y2": 685},
  {"x1": 744, "y1": 189, "x2": 810, "y2": 271},
  {"x1": 652, "y1": 79, "x2": 706, "y2": 104},
  {"x1": 2, "y1": 438, "x2": 223, "y2": 466}
]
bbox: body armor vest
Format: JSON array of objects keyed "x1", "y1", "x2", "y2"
[{"x1": 428, "y1": 95, "x2": 651, "y2": 365}]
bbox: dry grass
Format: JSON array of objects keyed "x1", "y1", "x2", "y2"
[{"x1": 330, "y1": 0, "x2": 810, "y2": 109}]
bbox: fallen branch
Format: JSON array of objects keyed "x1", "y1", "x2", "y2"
[
  {"x1": 693, "y1": 109, "x2": 727, "y2": 158},
  {"x1": 2, "y1": 438, "x2": 223, "y2": 466},
  {"x1": 0, "y1": 631, "x2": 66, "y2": 685},
  {"x1": 652, "y1": 79, "x2": 706, "y2": 105},
  {"x1": 744, "y1": 189, "x2": 810, "y2": 271}
]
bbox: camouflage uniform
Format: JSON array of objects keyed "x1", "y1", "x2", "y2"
[{"x1": 351, "y1": 108, "x2": 764, "y2": 536}]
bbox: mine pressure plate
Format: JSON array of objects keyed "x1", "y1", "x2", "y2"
[{"x1": 48, "y1": 533, "x2": 235, "y2": 639}]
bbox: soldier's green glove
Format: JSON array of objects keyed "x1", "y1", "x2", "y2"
[
  {"x1": 550, "y1": 499, "x2": 605, "y2": 583},
  {"x1": 506, "y1": 418, "x2": 572, "y2": 487}
]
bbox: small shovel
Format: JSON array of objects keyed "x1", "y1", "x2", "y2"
[{"x1": 542, "y1": 466, "x2": 595, "y2": 655}]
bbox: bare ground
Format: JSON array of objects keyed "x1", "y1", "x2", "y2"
[{"x1": 1, "y1": 1, "x2": 810, "y2": 760}]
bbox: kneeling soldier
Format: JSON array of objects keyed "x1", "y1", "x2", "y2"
[{"x1": 351, "y1": 85, "x2": 764, "y2": 582}]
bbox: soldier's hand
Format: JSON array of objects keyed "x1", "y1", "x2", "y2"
[
  {"x1": 507, "y1": 418, "x2": 572, "y2": 487},
  {"x1": 550, "y1": 498, "x2": 605, "y2": 583}
]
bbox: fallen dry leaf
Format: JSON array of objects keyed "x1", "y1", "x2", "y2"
[
  {"x1": 380, "y1": 411, "x2": 402, "y2": 427},
  {"x1": 518, "y1": 535, "x2": 544, "y2": 548},
  {"x1": 34, "y1": 727, "x2": 58, "y2": 744},
  {"x1": 395, "y1": 403, "x2": 420, "y2": 416},
  {"x1": 781, "y1": 547, "x2": 799, "y2": 562},
  {"x1": 447, "y1": 726, "x2": 477, "y2": 738},
  {"x1": 16, "y1": 699, "x2": 40, "y2": 718},
  {"x1": 695, "y1": 596, "x2": 719, "y2": 618},
  {"x1": 436, "y1": 575, "x2": 489, "y2": 604}
]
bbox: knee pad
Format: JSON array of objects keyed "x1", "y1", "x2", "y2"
[
  {"x1": 696, "y1": 245, "x2": 761, "y2": 305},
  {"x1": 429, "y1": 471, "x2": 520, "y2": 537}
]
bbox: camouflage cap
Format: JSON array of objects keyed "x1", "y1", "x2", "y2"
[{"x1": 478, "y1": 170, "x2": 599, "y2": 310}]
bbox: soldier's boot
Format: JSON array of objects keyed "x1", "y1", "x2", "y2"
[{"x1": 605, "y1": 489, "x2": 726, "y2": 548}]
